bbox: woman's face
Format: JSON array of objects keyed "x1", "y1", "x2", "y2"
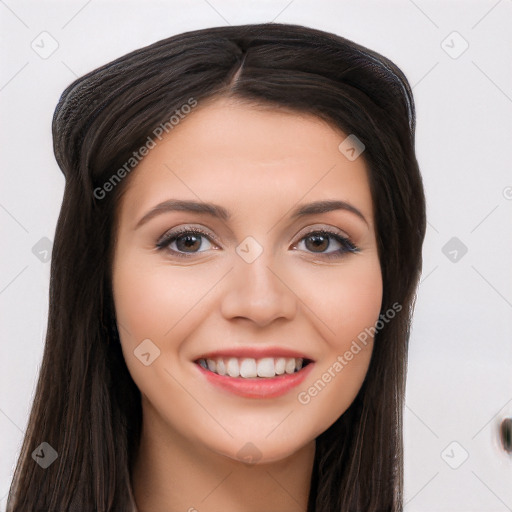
[{"x1": 112, "y1": 97, "x2": 382, "y2": 464}]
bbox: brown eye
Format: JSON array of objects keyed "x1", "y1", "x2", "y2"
[
  {"x1": 174, "y1": 233, "x2": 203, "y2": 252},
  {"x1": 295, "y1": 230, "x2": 359, "y2": 259},
  {"x1": 304, "y1": 233, "x2": 330, "y2": 252},
  {"x1": 156, "y1": 228, "x2": 216, "y2": 256}
]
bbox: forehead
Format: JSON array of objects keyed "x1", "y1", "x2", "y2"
[{"x1": 117, "y1": 97, "x2": 374, "y2": 225}]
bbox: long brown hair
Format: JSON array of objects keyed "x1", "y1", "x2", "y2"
[{"x1": 7, "y1": 23, "x2": 426, "y2": 511}]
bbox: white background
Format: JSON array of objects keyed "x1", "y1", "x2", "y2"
[{"x1": 1, "y1": 0, "x2": 511, "y2": 510}]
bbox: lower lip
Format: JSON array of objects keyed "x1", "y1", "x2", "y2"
[{"x1": 195, "y1": 362, "x2": 315, "y2": 399}]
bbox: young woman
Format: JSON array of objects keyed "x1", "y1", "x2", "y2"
[{"x1": 7, "y1": 23, "x2": 426, "y2": 512}]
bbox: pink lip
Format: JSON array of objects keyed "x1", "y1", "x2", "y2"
[
  {"x1": 195, "y1": 361, "x2": 315, "y2": 399},
  {"x1": 194, "y1": 346, "x2": 313, "y2": 361}
]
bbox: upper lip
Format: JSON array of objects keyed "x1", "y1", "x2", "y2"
[{"x1": 194, "y1": 347, "x2": 315, "y2": 362}]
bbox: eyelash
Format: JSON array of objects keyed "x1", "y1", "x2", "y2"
[{"x1": 155, "y1": 226, "x2": 360, "y2": 260}]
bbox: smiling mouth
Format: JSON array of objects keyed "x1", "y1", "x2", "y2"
[{"x1": 195, "y1": 356, "x2": 313, "y2": 379}]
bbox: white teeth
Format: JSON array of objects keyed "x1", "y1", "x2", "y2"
[
  {"x1": 257, "y1": 357, "x2": 275, "y2": 378},
  {"x1": 285, "y1": 358, "x2": 296, "y2": 374},
  {"x1": 216, "y1": 358, "x2": 226, "y2": 376},
  {"x1": 227, "y1": 357, "x2": 240, "y2": 377},
  {"x1": 240, "y1": 358, "x2": 257, "y2": 378},
  {"x1": 198, "y1": 356, "x2": 308, "y2": 378},
  {"x1": 275, "y1": 357, "x2": 286, "y2": 375}
]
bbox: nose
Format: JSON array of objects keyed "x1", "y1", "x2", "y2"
[{"x1": 220, "y1": 254, "x2": 297, "y2": 328}]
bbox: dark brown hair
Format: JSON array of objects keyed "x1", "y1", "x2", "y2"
[{"x1": 7, "y1": 22, "x2": 426, "y2": 511}]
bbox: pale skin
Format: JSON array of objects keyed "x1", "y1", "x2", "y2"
[{"x1": 111, "y1": 97, "x2": 383, "y2": 512}]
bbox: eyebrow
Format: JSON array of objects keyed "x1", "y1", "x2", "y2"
[{"x1": 135, "y1": 198, "x2": 368, "y2": 229}]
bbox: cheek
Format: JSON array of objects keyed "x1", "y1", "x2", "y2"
[
  {"x1": 111, "y1": 251, "x2": 226, "y2": 386},
  {"x1": 111, "y1": 248, "x2": 165, "y2": 363},
  {"x1": 112, "y1": 252, "x2": 212, "y2": 342},
  {"x1": 292, "y1": 255, "x2": 383, "y2": 346},
  {"x1": 290, "y1": 256, "x2": 382, "y2": 429}
]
